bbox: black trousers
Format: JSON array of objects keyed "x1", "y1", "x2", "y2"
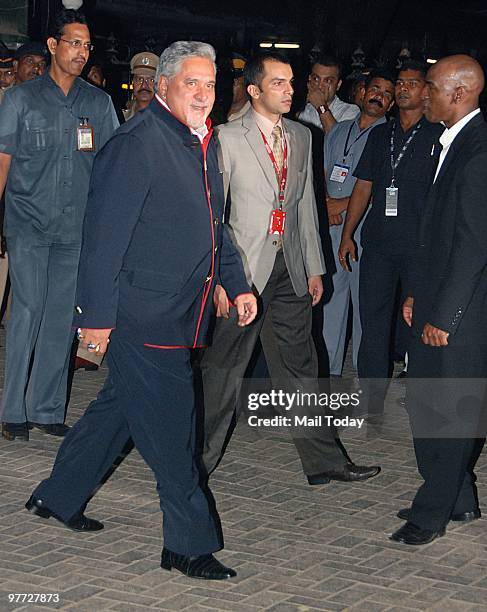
[
  {"x1": 34, "y1": 337, "x2": 222, "y2": 556},
  {"x1": 406, "y1": 339, "x2": 487, "y2": 530},
  {"x1": 358, "y1": 247, "x2": 414, "y2": 412},
  {"x1": 200, "y1": 251, "x2": 347, "y2": 477}
]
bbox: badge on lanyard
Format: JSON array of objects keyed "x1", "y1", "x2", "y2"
[
  {"x1": 385, "y1": 119, "x2": 421, "y2": 217},
  {"x1": 259, "y1": 128, "x2": 288, "y2": 236},
  {"x1": 330, "y1": 163, "x2": 350, "y2": 183},
  {"x1": 269, "y1": 208, "x2": 287, "y2": 235},
  {"x1": 77, "y1": 117, "x2": 95, "y2": 152},
  {"x1": 385, "y1": 186, "x2": 398, "y2": 216}
]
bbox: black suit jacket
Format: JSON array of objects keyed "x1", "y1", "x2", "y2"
[
  {"x1": 74, "y1": 98, "x2": 251, "y2": 348},
  {"x1": 411, "y1": 112, "x2": 487, "y2": 348}
]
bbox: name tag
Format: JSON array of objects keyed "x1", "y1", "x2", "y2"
[
  {"x1": 268, "y1": 209, "x2": 286, "y2": 235},
  {"x1": 77, "y1": 124, "x2": 95, "y2": 151},
  {"x1": 330, "y1": 164, "x2": 350, "y2": 183},
  {"x1": 385, "y1": 186, "x2": 398, "y2": 216}
]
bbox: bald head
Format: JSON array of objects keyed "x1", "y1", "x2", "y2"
[{"x1": 424, "y1": 54, "x2": 484, "y2": 127}]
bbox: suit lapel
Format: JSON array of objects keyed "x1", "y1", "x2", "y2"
[
  {"x1": 243, "y1": 111, "x2": 279, "y2": 198},
  {"x1": 283, "y1": 119, "x2": 297, "y2": 201},
  {"x1": 433, "y1": 114, "x2": 484, "y2": 186}
]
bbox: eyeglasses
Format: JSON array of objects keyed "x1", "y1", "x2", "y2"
[
  {"x1": 133, "y1": 76, "x2": 155, "y2": 87},
  {"x1": 59, "y1": 39, "x2": 94, "y2": 51}
]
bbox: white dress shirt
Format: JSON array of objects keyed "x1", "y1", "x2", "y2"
[{"x1": 434, "y1": 108, "x2": 481, "y2": 182}]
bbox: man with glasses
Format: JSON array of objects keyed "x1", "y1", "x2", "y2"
[
  {"x1": 0, "y1": 8, "x2": 118, "y2": 441},
  {"x1": 122, "y1": 52, "x2": 158, "y2": 121}
]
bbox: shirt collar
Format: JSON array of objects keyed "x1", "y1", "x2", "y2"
[
  {"x1": 252, "y1": 107, "x2": 283, "y2": 143},
  {"x1": 439, "y1": 108, "x2": 481, "y2": 149},
  {"x1": 155, "y1": 93, "x2": 209, "y2": 142}
]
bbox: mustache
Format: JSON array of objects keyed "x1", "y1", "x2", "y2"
[
  {"x1": 137, "y1": 88, "x2": 153, "y2": 94},
  {"x1": 368, "y1": 98, "x2": 384, "y2": 108}
]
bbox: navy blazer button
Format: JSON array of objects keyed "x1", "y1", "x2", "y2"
[
  {"x1": 205, "y1": 276, "x2": 211, "y2": 282},
  {"x1": 75, "y1": 305, "x2": 83, "y2": 314}
]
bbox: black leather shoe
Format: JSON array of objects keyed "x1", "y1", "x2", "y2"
[
  {"x1": 25, "y1": 495, "x2": 104, "y2": 532},
  {"x1": 1, "y1": 421, "x2": 29, "y2": 441},
  {"x1": 160, "y1": 548, "x2": 236, "y2": 580},
  {"x1": 307, "y1": 463, "x2": 381, "y2": 485},
  {"x1": 398, "y1": 507, "x2": 481, "y2": 523},
  {"x1": 28, "y1": 423, "x2": 70, "y2": 437},
  {"x1": 390, "y1": 521, "x2": 445, "y2": 545}
]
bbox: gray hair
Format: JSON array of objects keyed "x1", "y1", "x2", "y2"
[{"x1": 155, "y1": 41, "x2": 216, "y2": 83}]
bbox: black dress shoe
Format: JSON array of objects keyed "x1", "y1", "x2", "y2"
[
  {"x1": 160, "y1": 548, "x2": 236, "y2": 580},
  {"x1": 25, "y1": 495, "x2": 104, "y2": 532},
  {"x1": 390, "y1": 521, "x2": 445, "y2": 545},
  {"x1": 307, "y1": 463, "x2": 381, "y2": 485},
  {"x1": 28, "y1": 423, "x2": 70, "y2": 437},
  {"x1": 1, "y1": 421, "x2": 29, "y2": 441},
  {"x1": 397, "y1": 507, "x2": 481, "y2": 523}
]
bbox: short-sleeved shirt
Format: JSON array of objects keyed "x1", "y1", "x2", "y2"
[
  {"x1": 298, "y1": 97, "x2": 360, "y2": 130},
  {"x1": 324, "y1": 115, "x2": 387, "y2": 199},
  {"x1": 0, "y1": 71, "x2": 119, "y2": 242},
  {"x1": 353, "y1": 117, "x2": 444, "y2": 255}
]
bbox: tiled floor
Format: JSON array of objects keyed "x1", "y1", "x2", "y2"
[{"x1": 1, "y1": 339, "x2": 486, "y2": 611}]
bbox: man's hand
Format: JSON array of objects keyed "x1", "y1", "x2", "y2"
[
  {"x1": 329, "y1": 213, "x2": 343, "y2": 226},
  {"x1": 402, "y1": 296, "x2": 414, "y2": 327},
  {"x1": 234, "y1": 293, "x2": 258, "y2": 326},
  {"x1": 78, "y1": 328, "x2": 112, "y2": 355},
  {"x1": 213, "y1": 284, "x2": 230, "y2": 318},
  {"x1": 421, "y1": 322, "x2": 449, "y2": 347},
  {"x1": 307, "y1": 86, "x2": 328, "y2": 110},
  {"x1": 338, "y1": 236, "x2": 357, "y2": 272},
  {"x1": 308, "y1": 275, "x2": 323, "y2": 306},
  {"x1": 326, "y1": 196, "x2": 348, "y2": 217}
]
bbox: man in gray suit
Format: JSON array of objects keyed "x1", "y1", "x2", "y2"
[{"x1": 200, "y1": 52, "x2": 379, "y2": 485}]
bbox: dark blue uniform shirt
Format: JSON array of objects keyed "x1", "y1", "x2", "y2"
[{"x1": 0, "y1": 72, "x2": 119, "y2": 242}]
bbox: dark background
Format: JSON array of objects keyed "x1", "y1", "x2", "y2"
[{"x1": 21, "y1": 0, "x2": 487, "y2": 110}]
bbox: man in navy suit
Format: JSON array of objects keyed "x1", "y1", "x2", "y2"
[
  {"x1": 25, "y1": 41, "x2": 257, "y2": 580},
  {"x1": 391, "y1": 55, "x2": 487, "y2": 546}
]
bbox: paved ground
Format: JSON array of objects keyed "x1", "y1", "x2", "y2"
[{"x1": 1, "y1": 338, "x2": 487, "y2": 612}]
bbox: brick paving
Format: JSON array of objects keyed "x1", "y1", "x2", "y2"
[{"x1": 1, "y1": 335, "x2": 487, "y2": 611}]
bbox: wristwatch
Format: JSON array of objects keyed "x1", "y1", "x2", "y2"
[{"x1": 318, "y1": 105, "x2": 329, "y2": 114}]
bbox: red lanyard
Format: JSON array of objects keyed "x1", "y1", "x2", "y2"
[{"x1": 259, "y1": 128, "x2": 288, "y2": 210}]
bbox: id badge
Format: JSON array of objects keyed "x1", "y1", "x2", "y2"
[
  {"x1": 77, "y1": 125, "x2": 95, "y2": 151},
  {"x1": 330, "y1": 164, "x2": 350, "y2": 183},
  {"x1": 268, "y1": 209, "x2": 286, "y2": 235},
  {"x1": 385, "y1": 186, "x2": 398, "y2": 216}
]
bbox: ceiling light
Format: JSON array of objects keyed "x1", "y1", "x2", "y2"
[
  {"x1": 274, "y1": 43, "x2": 300, "y2": 49},
  {"x1": 426, "y1": 58, "x2": 437, "y2": 64},
  {"x1": 259, "y1": 42, "x2": 273, "y2": 48}
]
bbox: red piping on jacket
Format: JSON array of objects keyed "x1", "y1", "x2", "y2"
[
  {"x1": 153, "y1": 98, "x2": 216, "y2": 349},
  {"x1": 192, "y1": 127, "x2": 216, "y2": 348}
]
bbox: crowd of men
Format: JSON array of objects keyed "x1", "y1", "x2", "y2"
[{"x1": 0, "y1": 7, "x2": 486, "y2": 580}]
